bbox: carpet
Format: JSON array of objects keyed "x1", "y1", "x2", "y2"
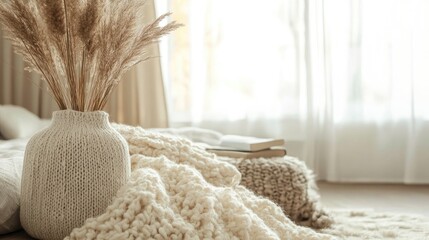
[
  {"x1": 1, "y1": 210, "x2": 428, "y2": 239},
  {"x1": 319, "y1": 209, "x2": 429, "y2": 239}
]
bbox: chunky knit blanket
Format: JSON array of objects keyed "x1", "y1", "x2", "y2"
[
  {"x1": 66, "y1": 124, "x2": 333, "y2": 240},
  {"x1": 153, "y1": 127, "x2": 333, "y2": 229}
]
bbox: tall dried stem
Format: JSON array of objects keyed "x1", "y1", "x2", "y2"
[{"x1": 0, "y1": 0, "x2": 182, "y2": 112}]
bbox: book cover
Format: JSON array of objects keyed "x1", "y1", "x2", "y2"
[
  {"x1": 207, "y1": 147, "x2": 287, "y2": 159},
  {"x1": 218, "y1": 135, "x2": 285, "y2": 151}
]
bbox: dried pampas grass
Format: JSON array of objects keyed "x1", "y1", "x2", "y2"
[{"x1": 0, "y1": 0, "x2": 182, "y2": 111}]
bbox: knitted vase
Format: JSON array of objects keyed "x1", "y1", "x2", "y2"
[{"x1": 20, "y1": 110, "x2": 131, "y2": 240}]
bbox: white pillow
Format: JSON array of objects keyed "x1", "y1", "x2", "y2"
[{"x1": 0, "y1": 105, "x2": 42, "y2": 140}]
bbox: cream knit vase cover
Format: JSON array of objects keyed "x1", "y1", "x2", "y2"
[{"x1": 20, "y1": 110, "x2": 131, "y2": 240}]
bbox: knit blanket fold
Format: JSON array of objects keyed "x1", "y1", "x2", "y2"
[{"x1": 66, "y1": 124, "x2": 333, "y2": 240}]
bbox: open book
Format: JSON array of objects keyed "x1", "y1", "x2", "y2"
[
  {"x1": 207, "y1": 147, "x2": 287, "y2": 159},
  {"x1": 214, "y1": 135, "x2": 285, "y2": 151}
]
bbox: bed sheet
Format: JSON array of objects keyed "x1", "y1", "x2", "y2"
[{"x1": 0, "y1": 138, "x2": 27, "y2": 235}]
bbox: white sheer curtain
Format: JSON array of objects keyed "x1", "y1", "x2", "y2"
[{"x1": 160, "y1": 0, "x2": 429, "y2": 183}]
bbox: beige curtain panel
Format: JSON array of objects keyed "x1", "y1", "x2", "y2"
[
  {"x1": 0, "y1": 0, "x2": 168, "y2": 128},
  {"x1": 0, "y1": 29, "x2": 57, "y2": 119}
]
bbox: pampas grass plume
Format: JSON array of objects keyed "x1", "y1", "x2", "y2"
[{"x1": 0, "y1": 0, "x2": 182, "y2": 111}]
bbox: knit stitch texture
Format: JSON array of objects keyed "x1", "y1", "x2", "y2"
[
  {"x1": 223, "y1": 157, "x2": 333, "y2": 229},
  {"x1": 66, "y1": 124, "x2": 334, "y2": 240},
  {"x1": 20, "y1": 111, "x2": 131, "y2": 240}
]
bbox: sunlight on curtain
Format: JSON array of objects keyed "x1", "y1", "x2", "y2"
[
  {"x1": 309, "y1": 0, "x2": 429, "y2": 183},
  {"x1": 322, "y1": 0, "x2": 429, "y2": 122},
  {"x1": 159, "y1": 0, "x2": 429, "y2": 183},
  {"x1": 163, "y1": 0, "x2": 306, "y2": 123}
]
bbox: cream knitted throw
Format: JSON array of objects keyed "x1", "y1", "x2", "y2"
[
  {"x1": 153, "y1": 127, "x2": 333, "y2": 229},
  {"x1": 66, "y1": 124, "x2": 333, "y2": 240}
]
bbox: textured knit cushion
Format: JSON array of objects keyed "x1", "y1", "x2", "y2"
[
  {"x1": 222, "y1": 156, "x2": 333, "y2": 229},
  {"x1": 0, "y1": 105, "x2": 42, "y2": 140}
]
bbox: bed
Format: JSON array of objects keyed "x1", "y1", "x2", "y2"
[
  {"x1": 0, "y1": 106, "x2": 50, "y2": 239},
  {"x1": 0, "y1": 138, "x2": 27, "y2": 236},
  {"x1": 1, "y1": 138, "x2": 49, "y2": 238}
]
